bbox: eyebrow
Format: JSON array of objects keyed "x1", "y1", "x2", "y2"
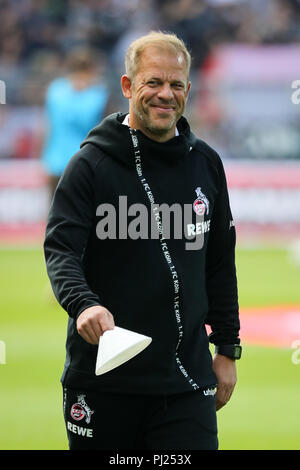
[{"x1": 146, "y1": 76, "x2": 186, "y2": 85}]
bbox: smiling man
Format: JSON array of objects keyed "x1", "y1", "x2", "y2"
[
  {"x1": 121, "y1": 39, "x2": 191, "y2": 141},
  {"x1": 44, "y1": 31, "x2": 241, "y2": 451}
]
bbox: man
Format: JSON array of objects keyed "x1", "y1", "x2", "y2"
[{"x1": 44, "y1": 31, "x2": 241, "y2": 450}]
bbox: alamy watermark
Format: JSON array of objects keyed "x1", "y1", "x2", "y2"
[
  {"x1": 0, "y1": 340, "x2": 6, "y2": 364},
  {"x1": 291, "y1": 80, "x2": 300, "y2": 104},
  {"x1": 291, "y1": 340, "x2": 300, "y2": 365},
  {"x1": 95, "y1": 196, "x2": 212, "y2": 251},
  {"x1": 0, "y1": 80, "x2": 6, "y2": 104}
]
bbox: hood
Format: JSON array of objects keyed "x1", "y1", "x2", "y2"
[{"x1": 80, "y1": 112, "x2": 197, "y2": 168}]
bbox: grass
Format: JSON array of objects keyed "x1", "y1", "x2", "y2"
[
  {"x1": 0, "y1": 247, "x2": 68, "y2": 450},
  {"x1": 218, "y1": 345, "x2": 300, "y2": 450},
  {"x1": 0, "y1": 244, "x2": 300, "y2": 449},
  {"x1": 236, "y1": 245, "x2": 300, "y2": 307}
]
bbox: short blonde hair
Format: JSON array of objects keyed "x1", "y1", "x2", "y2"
[{"x1": 125, "y1": 31, "x2": 191, "y2": 81}]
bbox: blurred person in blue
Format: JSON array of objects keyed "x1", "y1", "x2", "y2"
[{"x1": 41, "y1": 47, "x2": 110, "y2": 199}]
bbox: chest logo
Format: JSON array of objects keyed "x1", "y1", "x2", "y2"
[{"x1": 193, "y1": 187, "x2": 209, "y2": 216}]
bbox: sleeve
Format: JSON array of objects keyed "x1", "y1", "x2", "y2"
[
  {"x1": 43, "y1": 148, "x2": 102, "y2": 319},
  {"x1": 205, "y1": 156, "x2": 240, "y2": 345}
]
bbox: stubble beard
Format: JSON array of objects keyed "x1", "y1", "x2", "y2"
[{"x1": 133, "y1": 101, "x2": 180, "y2": 138}]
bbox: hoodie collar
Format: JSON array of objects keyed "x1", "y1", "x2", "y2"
[
  {"x1": 81, "y1": 113, "x2": 196, "y2": 168},
  {"x1": 122, "y1": 113, "x2": 180, "y2": 137}
]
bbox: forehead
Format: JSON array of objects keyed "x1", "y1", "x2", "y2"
[{"x1": 136, "y1": 45, "x2": 188, "y2": 79}]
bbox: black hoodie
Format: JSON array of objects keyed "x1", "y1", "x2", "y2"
[{"x1": 44, "y1": 113, "x2": 240, "y2": 395}]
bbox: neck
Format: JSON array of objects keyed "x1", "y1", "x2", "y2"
[{"x1": 126, "y1": 114, "x2": 178, "y2": 143}]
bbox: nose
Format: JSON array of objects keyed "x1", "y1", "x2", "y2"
[{"x1": 157, "y1": 83, "x2": 174, "y2": 101}]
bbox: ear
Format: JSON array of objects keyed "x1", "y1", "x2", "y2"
[
  {"x1": 186, "y1": 81, "x2": 191, "y2": 99},
  {"x1": 121, "y1": 75, "x2": 132, "y2": 99}
]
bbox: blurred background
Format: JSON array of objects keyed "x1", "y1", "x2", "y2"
[{"x1": 1, "y1": 0, "x2": 300, "y2": 450}]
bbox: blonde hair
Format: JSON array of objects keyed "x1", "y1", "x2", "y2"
[{"x1": 125, "y1": 31, "x2": 191, "y2": 81}]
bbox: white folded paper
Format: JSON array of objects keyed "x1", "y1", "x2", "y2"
[{"x1": 95, "y1": 326, "x2": 152, "y2": 375}]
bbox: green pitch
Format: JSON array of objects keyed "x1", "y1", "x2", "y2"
[{"x1": 0, "y1": 244, "x2": 300, "y2": 449}]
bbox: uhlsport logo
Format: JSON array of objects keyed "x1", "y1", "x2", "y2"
[
  {"x1": 193, "y1": 187, "x2": 209, "y2": 216},
  {"x1": 203, "y1": 387, "x2": 217, "y2": 397},
  {"x1": 70, "y1": 394, "x2": 94, "y2": 424}
]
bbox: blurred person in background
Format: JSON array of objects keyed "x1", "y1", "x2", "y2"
[{"x1": 41, "y1": 47, "x2": 110, "y2": 200}]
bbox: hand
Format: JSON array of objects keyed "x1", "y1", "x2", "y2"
[
  {"x1": 76, "y1": 305, "x2": 115, "y2": 345},
  {"x1": 212, "y1": 353, "x2": 237, "y2": 411}
]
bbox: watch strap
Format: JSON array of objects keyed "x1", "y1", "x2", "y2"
[{"x1": 215, "y1": 344, "x2": 242, "y2": 360}]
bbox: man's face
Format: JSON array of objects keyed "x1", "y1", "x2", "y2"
[{"x1": 122, "y1": 46, "x2": 191, "y2": 142}]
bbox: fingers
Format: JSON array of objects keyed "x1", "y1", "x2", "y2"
[
  {"x1": 76, "y1": 305, "x2": 115, "y2": 345},
  {"x1": 212, "y1": 354, "x2": 237, "y2": 411},
  {"x1": 79, "y1": 318, "x2": 101, "y2": 345},
  {"x1": 215, "y1": 383, "x2": 235, "y2": 411}
]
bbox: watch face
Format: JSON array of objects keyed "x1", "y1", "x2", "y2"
[
  {"x1": 234, "y1": 345, "x2": 242, "y2": 359},
  {"x1": 215, "y1": 344, "x2": 242, "y2": 359}
]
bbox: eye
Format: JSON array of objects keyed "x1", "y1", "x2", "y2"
[
  {"x1": 172, "y1": 82, "x2": 185, "y2": 90},
  {"x1": 147, "y1": 80, "x2": 158, "y2": 87}
]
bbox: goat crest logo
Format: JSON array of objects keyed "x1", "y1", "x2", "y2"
[
  {"x1": 70, "y1": 394, "x2": 94, "y2": 424},
  {"x1": 193, "y1": 187, "x2": 209, "y2": 216}
]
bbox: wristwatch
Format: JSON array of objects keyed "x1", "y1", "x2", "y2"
[{"x1": 215, "y1": 344, "x2": 242, "y2": 360}]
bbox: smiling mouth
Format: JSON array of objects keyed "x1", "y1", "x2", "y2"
[{"x1": 151, "y1": 104, "x2": 175, "y2": 112}]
